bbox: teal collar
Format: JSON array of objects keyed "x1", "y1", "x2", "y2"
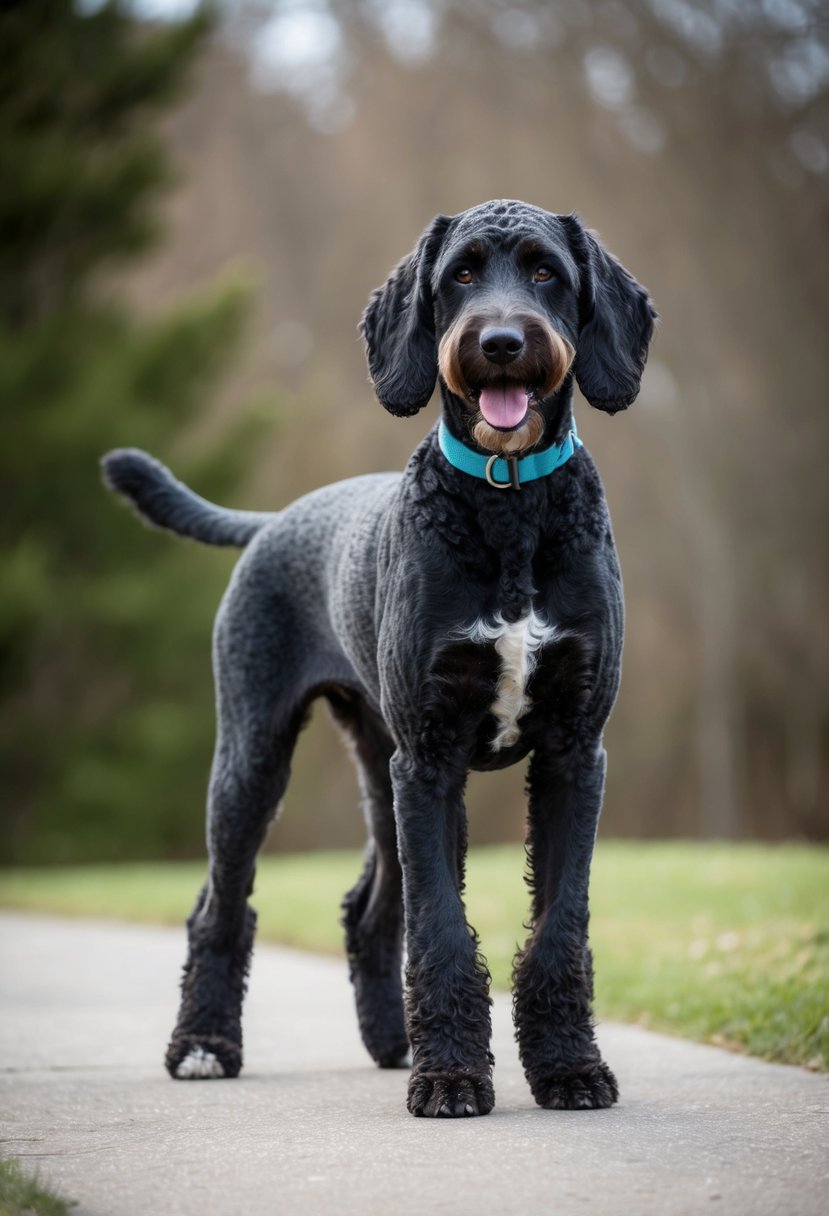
[{"x1": 437, "y1": 418, "x2": 582, "y2": 490}]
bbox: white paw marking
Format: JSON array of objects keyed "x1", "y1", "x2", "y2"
[
  {"x1": 175, "y1": 1046, "x2": 225, "y2": 1079},
  {"x1": 459, "y1": 610, "x2": 567, "y2": 750}
]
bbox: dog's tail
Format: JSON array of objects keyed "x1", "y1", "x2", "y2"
[{"x1": 101, "y1": 449, "x2": 272, "y2": 549}]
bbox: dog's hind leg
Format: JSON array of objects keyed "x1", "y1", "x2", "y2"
[
  {"x1": 166, "y1": 587, "x2": 308, "y2": 1081},
  {"x1": 331, "y1": 692, "x2": 408, "y2": 1069},
  {"x1": 165, "y1": 720, "x2": 300, "y2": 1081}
]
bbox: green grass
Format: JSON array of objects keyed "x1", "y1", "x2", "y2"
[
  {"x1": 0, "y1": 1159, "x2": 71, "y2": 1216},
  {"x1": 1, "y1": 842, "x2": 827, "y2": 1070}
]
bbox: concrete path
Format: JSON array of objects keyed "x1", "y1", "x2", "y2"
[{"x1": 0, "y1": 913, "x2": 827, "y2": 1216}]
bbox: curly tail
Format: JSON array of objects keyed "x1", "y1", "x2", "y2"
[{"x1": 101, "y1": 449, "x2": 273, "y2": 548}]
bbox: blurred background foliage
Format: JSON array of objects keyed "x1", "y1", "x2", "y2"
[{"x1": 1, "y1": 0, "x2": 827, "y2": 863}]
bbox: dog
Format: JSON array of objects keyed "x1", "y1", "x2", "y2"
[{"x1": 103, "y1": 199, "x2": 655, "y2": 1117}]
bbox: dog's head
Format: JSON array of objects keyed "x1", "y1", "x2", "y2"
[{"x1": 360, "y1": 200, "x2": 656, "y2": 455}]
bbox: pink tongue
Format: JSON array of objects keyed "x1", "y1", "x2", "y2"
[{"x1": 478, "y1": 384, "x2": 528, "y2": 429}]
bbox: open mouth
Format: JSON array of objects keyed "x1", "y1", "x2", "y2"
[
  {"x1": 473, "y1": 382, "x2": 538, "y2": 431},
  {"x1": 467, "y1": 381, "x2": 546, "y2": 455}
]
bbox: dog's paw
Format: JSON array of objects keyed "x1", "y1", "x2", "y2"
[
  {"x1": 407, "y1": 1067, "x2": 495, "y2": 1117},
  {"x1": 364, "y1": 1027, "x2": 410, "y2": 1069},
  {"x1": 175, "y1": 1046, "x2": 224, "y2": 1079},
  {"x1": 375, "y1": 1044, "x2": 411, "y2": 1070},
  {"x1": 165, "y1": 1032, "x2": 241, "y2": 1080},
  {"x1": 529, "y1": 1060, "x2": 619, "y2": 1110},
  {"x1": 357, "y1": 1011, "x2": 410, "y2": 1069}
]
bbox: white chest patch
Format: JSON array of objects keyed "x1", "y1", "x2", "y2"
[{"x1": 459, "y1": 610, "x2": 566, "y2": 750}]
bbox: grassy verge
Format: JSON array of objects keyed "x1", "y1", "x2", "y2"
[
  {"x1": 1, "y1": 842, "x2": 826, "y2": 1070},
  {"x1": 0, "y1": 1159, "x2": 71, "y2": 1216}
]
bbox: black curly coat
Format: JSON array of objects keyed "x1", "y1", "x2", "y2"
[{"x1": 102, "y1": 199, "x2": 655, "y2": 1117}]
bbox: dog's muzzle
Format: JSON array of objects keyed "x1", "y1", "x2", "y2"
[{"x1": 438, "y1": 312, "x2": 575, "y2": 455}]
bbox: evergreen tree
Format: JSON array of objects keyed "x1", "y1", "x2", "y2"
[{"x1": 0, "y1": 0, "x2": 268, "y2": 862}]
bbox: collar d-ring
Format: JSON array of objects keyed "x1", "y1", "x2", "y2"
[{"x1": 485, "y1": 453, "x2": 520, "y2": 490}]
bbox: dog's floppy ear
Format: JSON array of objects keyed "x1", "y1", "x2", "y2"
[
  {"x1": 359, "y1": 214, "x2": 452, "y2": 416},
  {"x1": 562, "y1": 214, "x2": 656, "y2": 414}
]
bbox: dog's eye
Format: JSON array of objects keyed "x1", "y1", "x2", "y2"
[
  {"x1": 455, "y1": 267, "x2": 474, "y2": 285},
  {"x1": 533, "y1": 265, "x2": 555, "y2": 283}
]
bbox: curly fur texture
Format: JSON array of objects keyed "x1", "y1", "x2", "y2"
[{"x1": 103, "y1": 199, "x2": 655, "y2": 1118}]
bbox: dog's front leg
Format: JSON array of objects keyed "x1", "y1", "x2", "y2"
[
  {"x1": 512, "y1": 742, "x2": 619, "y2": 1109},
  {"x1": 390, "y1": 751, "x2": 494, "y2": 1117}
]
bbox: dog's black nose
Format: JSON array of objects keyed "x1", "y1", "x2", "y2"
[{"x1": 479, "y1": 326, "x2": 524, "y2": 365}]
